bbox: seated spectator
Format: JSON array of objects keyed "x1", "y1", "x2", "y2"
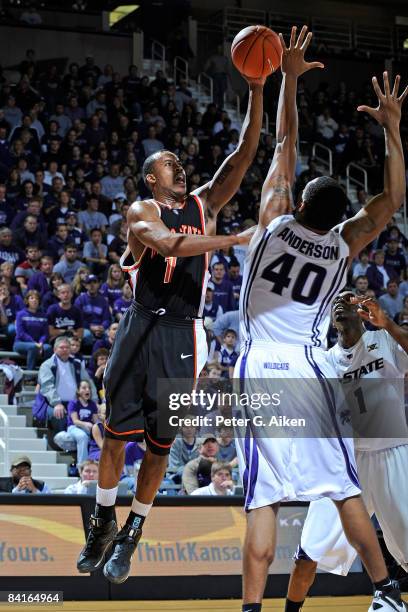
[
  {"x1": 394, "y1": 296, "x2": 408, "y2": 326},
  {"x1": 64, "y1": 460, "x2": 99, "y2": 494},
  {"x1": 228, "y1": 258, "x2": 242, "y2": 308},
  {"x1": 379, "y1": 280, "x2": 404, "y2": 320},
  {"x1": 13, "y1": 290, "x2": 51, "y2": 370},
  {"x1": 216, "y1": 426, "x2": 237, "y2": 465},
  {"x1": 214, "y1": 329, "x2": 239, "y2": 379},
  {"x1": 366, "y1": 250, "x2": 398, "y2": 297},
  {"x1": 42, "y1": 272, "x2": 64, "y2": 310},
  {"x1": 35, "y1": 336, "x2": 97, "y2": 436},
  {"x1": 113, "y1": 282, "x2": 133, "y2": 320},
  {"x1": 108, "y1": 220, "x2": 128, "y2": 263},
  {"x1": 47, "y1": 223, "x2": 70, "y2": 261},
  {"x1": 27, "y1": 255, "x2": 54, "y2": 297},
  {"x1": 0, "y1": 261, "x2": 20, "y2": 295},
  {"x1": 182, "y1": 434, "x2": 219, "y2": 494},
  {"x1": 15, "y1": 245, "x2": 42, "y2": 292},
  {"x1": 213, "y1": 309, "x2": 239, "y2": 346},
  {"x1": 100, "y1": 163, "x2": 125, "y2": 201},
  {"x1": 352, "y1": 250, "x2": 369, "y2": 281},
  {"x1": 203, "y1": 282, "x2": 223, "y2": 322},
  {"x1": 82, "y1": 228, "x2": 108, "y2": 275},
  {"x1": 0, "y1": 282, "x2": 24, "y2": 343},
  {"x1": 0, "y1": 227, "x2": 24, "y2": 266},
  {"x1": 168, "y1": 425, "x2": 201, "y2": 481},
  {"x1": 47, "y1": 283, "x2": 83, "y2": 342},
  {"x1": 67, "y1": 380, "x2": 99, "y2": 465},
  {"x1": 92, "y1": 348, "x2": 109, "y2": 397},
  {"x1": 66, "y1": 211, "x2": 87, "y2": 253},
  {"x1": 0, "y1": 455, "x2": 50, "y2": 495},
  {"x1": 316, "y1": 107, "x2": 338, "y2": 145},
  {"x1": 100, "y1": 263, "x2": 125, "y2": 307},
  {"x1": 377, "y1": 223, "x2": 408, "y2": 251},
  {"x1": 191, "y1": 462, "x2": 234, "y2": 496},
  {"x1": 53, "y1": 243, "x2": 83, "y2": 284},
  {"x1": 88, "y1": 404, "x2": 106, "y2": 461},
  {"x1": 78, "y1": 195, "x2": 108, "y2": 234},
  {"x1": 13, "y1": 214, "x2": 47, "y2": 252},
  {"x1": 71, "y1": 266, "x2": 90, "y2": 299},
  {"x1": 384, "y1": 238, "x2": 406, "y2": 280},
  {"x1": 354, "y1": 275, "x2": 369, "y2": 297},
  {"x1": 211, "y1": 262, "x2": 235, "y2": 312},
  {"x1": 74, "y1": 275, "x2": 111, "y2": 347}
]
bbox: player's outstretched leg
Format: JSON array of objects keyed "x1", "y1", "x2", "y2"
[
  {"x1": 103, "y1": 447, "x2": 168, "y2": 584},
  {"x1": 242, "y1": 504, "x2": 279, "y2": 611},
  {"x1": 284, "y1": 558, "x2": 317, "y2": 611},
  {"x1": 77, "y1": 438, "x2": 126, "y2": 573},
  {"x1": 335, "y1": 497, "x2": 408, "y2": 612}
]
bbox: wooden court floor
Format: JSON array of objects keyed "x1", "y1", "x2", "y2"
[{"x1": 12, "y1": 597, "x2": 373, "y2": 611}]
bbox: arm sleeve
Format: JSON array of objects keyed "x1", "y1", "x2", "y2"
[{"x1": 38, "y1": 361, "x2": 61, "y2": 407}]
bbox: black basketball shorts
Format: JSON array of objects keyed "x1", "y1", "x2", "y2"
[{"x1": 103, "y1": 302, "x2": 208, "y2": 455}]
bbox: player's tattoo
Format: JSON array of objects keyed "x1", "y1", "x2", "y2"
[
  {"x1": 215, "y1": 163, "x2": 234, "y2": 185},
  {"x1": 349, "y1": 216, "x2": 376, "y2": 239}
]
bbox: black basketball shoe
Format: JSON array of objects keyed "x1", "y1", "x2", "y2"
[
  {"x1": 103, "y1": 523, "x2": 142, "y2": 584},
  {"x1": 77, "y1": 515, "x2": 117, "y2": 573},
  {"x1": 369, "y1": 581, "x2": 408, "y2": 611}
]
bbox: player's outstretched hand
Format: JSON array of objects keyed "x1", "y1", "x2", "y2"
[
  {"x1": 357, "y1": 72, "x2": 408, "y2": 128},
  {"x1": 235, "y1": 225, "x2": 257, "y2": 245},
  {"x1": 350, "y1": 295, "x2": 389, "y2": 328},
  {"x1": 279, "y1": 25, "x2": 324, "y2": 78}
]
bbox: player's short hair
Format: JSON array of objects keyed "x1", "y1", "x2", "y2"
[
  {"x1": 142, "y1": 150, "x2": 171, "y2": 187},
  {"x1": 297, "y1": 176, "x2": 348, "y2": 231}
]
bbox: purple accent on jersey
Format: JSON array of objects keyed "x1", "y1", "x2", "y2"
[
  {"x1": 15, "y1": 308, "x2": 48, "y2": 343},
  {"x1": 246, "y1": 436, "x2": 259, "y2": 511},
  {"x1": 74, "y1": 293, "x2": 111, "y2": 329},
  {"x1": 47, "y1": 304, "x2": 83, "y2": 330},
  {"x1": 100, "y1": 283, "x2": 123, "y2": 307},
  {"x1": 67, "y1": 399, "x2": 98, "y2": 427},
  {"x1": 294, "y1": 545, "x2": 314, "y2": 562}
]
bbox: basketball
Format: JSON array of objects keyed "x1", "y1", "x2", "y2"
[{"x1": 231, "y1": 25, "x2": 282, "y2": 80}]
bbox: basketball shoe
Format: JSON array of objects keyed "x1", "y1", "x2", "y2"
[
  {"x1": 368, "y1": 581, "x2": 408, "y2": 611},
  {"x1": 77, "y1": 515, "x2": 117, "y2": 573},
  {"x1": 103, "y1": 523, "x2": 142, "y2": 584}
]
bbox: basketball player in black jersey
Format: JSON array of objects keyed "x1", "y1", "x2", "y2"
[{"x1": 77, "y1": 72, "x2": 265, "y2": 583}]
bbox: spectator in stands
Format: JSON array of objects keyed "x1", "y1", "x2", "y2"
[
  {"x1": 36, "y1": 335, "x2": 97, "y2": 436},
  {"x1": 67, "y1": 380, "x2": 99, "y2": 465},
  {"x1": 53, "y1": 243, "x2": 83, "y2": 284},
  {"x1": 214, "y1": 329, "x2": 239, "y2": 379},
  {"x1": 47, "y1": 223, "x2": 70, "y2": 260},
  {"x1": 168, "y1": 425, "x2": 201, "y2": 482},
  {"x1": 203, "y1": 282, "x2": 223, "y2": 322},
  {"x1": 352, "y1": 250, "x2": 370, "y2": 281},
  {"x1": 13, "y1": 289, "x2": 51, "y2": 370},
  {"x1": 108, "y1": 220, "x2": 128, "y2": 263},
  {"x1": 316, "y1": 107, "x2": 338, "y2": 145},
  {"x1": 366, "y1": 250, "x2": 399, "y2": 296},
  {"x1": 88, "y1": 404, "x2": 105, "y2": 461},
  {"x1": 394, "y1": 296, "x2": 408, "y2": 326},
  {"x1": 142, "y1": 125, "x2": 164, "y2": 158},
  {"x1": 0, "y1": 227, "x2": 24, "y2": 266},
  {"x1": 42, "y1": 272, "x2": 64, "y2": 310},
  {"x1": 47, "y1": 283, "x2": 83, "y2": 342},
  {"x1": 182, "y1": 434, "x2": 219, "y2": 494},
  {"x1": 113, "y1": 282, "x2": 132, "y2": 320},
  {"x1": 100, "y1": 264, "x2": 125, "y2": 307},
  {"x1": 213, "y1": 310, "x2": 239, "y2": 347},
  {"x1": 78, "y1": 195, "x2": 108, "y2": 234},
  {"x1": 354, "y1": 275, "x2": 369, "y2": 297},
  {"x1": 216, "y1": 426, "x2": 238, "y2": 465},
  {"x1": 71, "y1": 266, "x2": 90, "y2": 299},
  {"x1": 74, "y1": 275, "x2": 111, "y2": 347},
  {"x1": 384, "y1": 238, "x2": 406, "y2": 280},
  {"x1": 0, "y1": 456, "x2": 50, "y2": 495},
  {"x1": 15, "y1": 245, "x2": 42, "y2": 292},
  {"x1": 64, "y1": 460, "x2": 99, "y2": 495},
  {"x1": 13, "y1": 215, "x2": 47, "y2": 252},
  {"x1": 228, "y1": 258, "x2": 242, "y2": 308},
  {"x1": 82, "y1": 228, "x2": 108, "y2": 275},
  {"x1": 66, "y1": 211, "x2": 86, "y2": 253},
  {"x1": 100, "y1": 163, "x2": 124, "y2": 201},
  {"x1": 211, "y1": 262, "x2": 234, "y2": 312},
  {"x1": 191, "y1": 462, "x2": 234, "y2": 496},
  {"x1": 204, "y1": 45, "x2": 229, "y2": 109},
  {"x1": 92, "y1": 347, "x2": 109, "y2": 396},
  {"x1": 377, "y1": 223, "x2": 408, "y2": 251},
  {"x1": 27, "y1": 255, "x2": 54, "y2": 297},
  {"x1": 0, "y1": 282, "x2": 24, "y2": 338},
  {"x1": 379, "y1": 280, "x2": 404, "y2": 320}
]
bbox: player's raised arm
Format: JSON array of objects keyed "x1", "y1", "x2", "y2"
[
  {"x1": 127, "y1": 200, "x2": 249, "y2": 258},
  {"x1": 259, "y1": 26, "x2": 324, "y2": 228},
  {"x1": 340, "y1": 72, "x2": 407, "y2": 259},
  {"x1": 352, "y1": 295, "x2": 408, "y2": 354},
  {"x1": 193, "y1": 77, "x2": 265, "y2": 222}
]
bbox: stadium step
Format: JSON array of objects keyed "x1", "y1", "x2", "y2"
[
  {"x1": 45, "y1": 476, "x2": 79, "y2": 491},
  {"x1": 8, "y1": 450, "x2": 59, "y2": 464},
  {"x1": 33, "y1": 463, "x2": 68, "y2": 478},
  {"x1": 11, "y1": 437, "x2": 47, "y2": 451},
  {"x1": 2, "y1": 415, "x2": 26, "y2": 427},
  {"x1": 0, "y1": 405, "x2": 18, "y2": 416},
  {"x1": 0, "y1": 427, "x2": 37, "y2": 439}
]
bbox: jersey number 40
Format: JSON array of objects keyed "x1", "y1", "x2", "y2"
[{"x1": 261, "y1": 253, "x2": 327, "y2": 306}]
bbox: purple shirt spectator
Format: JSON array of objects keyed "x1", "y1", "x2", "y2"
[
  {"x1": 212, "y1": 278, "x2": 235, "y2": 312},
  {"x1": 100, "y1": 283, "x2": 123, "y2": 307},
  {"x1": 27, "y1": 272, "x2": 51, "y2": 297},
  {"x1": 3, "y1": 294, "x2": 24, "y2": 322},
  {"x1": 88, "y1": 421, "x2": 104, "y2": 460},
  {"x1": 74, "y1": 293, "x2": 111, "y2": 329},
  {"x1": 42, "y1": 290, "x2": 59, "y2": 311},
  {"x1": 67, "y1": 398, "x2": 98, "y2": 427},
  {"x1": 47, "y1": 303, "x2": 83, "y2": 332},
  {"x1": 113, "y1": 296, "x2": 132, "y2": 318},
  {"x1": 125, "y1": 442, "x2": 145, "y2": 467},
  {"x1": 15, "y1": 308, "x2": 48, "y2": 343},
  {"x1": 0, "y1": 245, "x2": 25, "y2": 265}
]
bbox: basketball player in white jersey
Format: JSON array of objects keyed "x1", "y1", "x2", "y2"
[
  {"x1": 236, "y1": 25, "x2": 408, "y2": 612},
  {"x1": 285, "y1": 292, "x2": 408, "y2": 612}
]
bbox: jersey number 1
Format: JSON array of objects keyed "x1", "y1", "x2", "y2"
[
  {"x1": 164, "y1": 256, "x2": 177, "y2": 283},
  {"x1": 261, "y1": 253, "x2": 327, "y2": 305}
]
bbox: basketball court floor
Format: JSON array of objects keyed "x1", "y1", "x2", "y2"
[{"x1": 14, "y1": 597, "x2": 373, "y2": 611}]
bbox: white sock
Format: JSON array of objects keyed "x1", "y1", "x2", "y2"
[
  {"x1": 96, "y1": 485, "x2": 118, "y2": 507},
  {"x1": 131, "y1": 498, "x2": 152, "y2": 517}
]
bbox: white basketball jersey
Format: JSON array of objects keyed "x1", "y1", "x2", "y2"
[
  {"x1": 328, "y1": 329, "x2": 408, "y2": 451},
  {"x1": 240, "y1": 215, "x2": 349, "y2": 348}
]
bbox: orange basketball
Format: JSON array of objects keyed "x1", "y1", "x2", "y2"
[{"x1": 231, "y1": 25, "x2": 282, "y2": 80}]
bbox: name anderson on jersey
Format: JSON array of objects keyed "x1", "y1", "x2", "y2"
[{"x1": 277, "y1": 227, "x2": 340, "y2": 260}]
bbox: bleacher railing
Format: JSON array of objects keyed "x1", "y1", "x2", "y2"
[
  {"x1": 173, "y1": 55, "x2": 189, "y2": 84},
  {"x1": 311, "y1": 16, "x2": 352, "y2": 51},
  {"x1": 312, "y1": 142, "x2": 333, "y2": 176},
  {"x1": 198, "y1": 72, "x2": 214, "y2": 103},
  {"x1": 346, "y1": 162, "x2": 368, "y2": 198},
  {"x1": 354, "y1": 24, "x2": 393, "y2": 55},
  {"x1": 0, "y1": 408, "x2": 9, "y2": 476},
  {"x1": 223, "y1": 6, "x2": 267, "y2": 41},
  {"x1": 151, "y1": 38, "x2": 166, "y2": 74}
]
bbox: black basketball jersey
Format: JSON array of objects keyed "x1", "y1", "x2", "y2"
[{"x1": 120, "y1": 195, "x2": 209, "y2": 318}]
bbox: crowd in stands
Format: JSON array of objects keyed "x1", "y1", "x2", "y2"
[{"x1": 0, "y1": 48, "x2": 408, "y2": 494}]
